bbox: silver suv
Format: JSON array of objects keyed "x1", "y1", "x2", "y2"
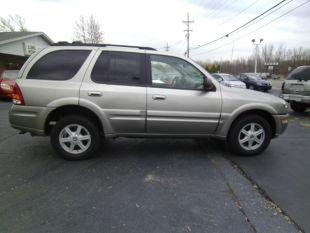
[
  {"x1": 281, "y1": 66, "x2": 310, "y2": 112},
  {"x1": 9, "y1": 43, "x2": 289, "y2": 160}
]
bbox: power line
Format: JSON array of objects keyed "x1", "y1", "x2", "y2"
[
  {"x1": 204, "y1": 0, "x2": 234, "y2": 20},
  {"x1": 193, "y1": 0, "x2": 310, "y2": 56},
  {"x1": 191, "y1": 0, "x2": 288, "y2": 50},
  {"x1": 215, "y1": 0, "x2": 294, "y2": 41},
  {"x1": 156, "y1": 40, "x2": 184, "y2": 50},
  {"x1": 217, "y1": 0, "x2": 261, "y2": 27},
  {"x1": 169, "y1": 40, "x2": 184, "y2": 48},
  {"x1": 182, "y1": 12, "x2": 194, "y2": 57}
]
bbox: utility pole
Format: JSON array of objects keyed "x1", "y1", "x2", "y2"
[
  {"x1": 164, "y1": 42, "x2": 170, "y2": 52},
  {"x1": 252, "y1": 38, "x2": 264, "y2": 73},
  {"x1": 230, "y1": 40, "x2": 235, "y2": 62},
  {"x1": 182, "y1": 12, "x2": 194, "y2": 58}
]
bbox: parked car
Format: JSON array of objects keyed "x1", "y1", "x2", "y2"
[
  {"x1": 259, "y1": 72, "x2": 271, "y2": 79},
  {"x1": 212, "y1": 73, "x2": 246, "y2": 89},
  {"x1": 239, "y1": 73, "x2": 272, "y2": 92},
  {"x1": 0, "y1": 70, "x2": 19, "y2": 99},
  {"x1": 9, "y1": 43, "x2": 288, "y2": 160},
  {"x1": 280, "y1": 66, "x2": 310, "y2": 112}
]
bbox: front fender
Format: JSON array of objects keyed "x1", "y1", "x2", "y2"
[{"x1": 215, "y1": 103, "x2": 278, "y2": 138}]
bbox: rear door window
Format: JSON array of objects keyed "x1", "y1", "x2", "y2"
[
  {"x1": 27, "y1": 50, "x2": 91, "y2": 80},
  {"x1": 91, "y1": 51, "x2": 145, "y2": 85},
  {"x1": 288, "y1": 67, "x2": 310, "y2": 81}
]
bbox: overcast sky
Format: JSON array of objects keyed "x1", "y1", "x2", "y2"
[{"x1": 2, "y1": 0, "x2": 310, "y2": 61}]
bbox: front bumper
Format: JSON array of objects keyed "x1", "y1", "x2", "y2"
[
  {"x1": 272, "y1": 114, "x2": 289, "y2": 137},
  {"x1": 9, "y1": 105, "x2": 54, "y2": 136},
  {"x1": 258, "y1": 85, "x2": 272, "y2": 91},
  {"x1": 280, "y1": 93, "x2": 310, "y2": 104}
]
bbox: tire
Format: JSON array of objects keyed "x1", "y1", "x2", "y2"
[
  {"x1": 51, "y1": 115, "x2": 101, "y2": 160},
  {"x1": 290, "y1": 101, "x2": 306, "y2": 113},
  {"x1": 249, "y1": 85, "x2": 255, "y2": 90},
  {"x1": 228, "y1": 115, "x2": 272, "y2": 156}
]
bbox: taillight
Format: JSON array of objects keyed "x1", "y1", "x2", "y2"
[{"x1": 12, "y1": 83, "x2": 25, "y2": 105}]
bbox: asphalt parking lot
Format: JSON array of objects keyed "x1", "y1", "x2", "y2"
[{"x1": 0, "y1": 87, "x2": 309, "y2": 233}]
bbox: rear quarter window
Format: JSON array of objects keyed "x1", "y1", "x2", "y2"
[{"x1": 27, "y1": 50, "x2": 91, "y2": 80}]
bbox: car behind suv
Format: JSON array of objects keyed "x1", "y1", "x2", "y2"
[
  {"x1": 212, "y1": 73, "x2": 246, "y2": 89},
  {"x1": 9, "y1": 43, "x2": 288, "y2": 160},
  {"x1": 281, "y1": 66, "x2": 310, "y2": 112},
  {"x1": 239, "y1": 73, "x2": 272, "y2": 92},
  {"x1": 0, "y1": 70, "x2": 19, "y2": 99}
]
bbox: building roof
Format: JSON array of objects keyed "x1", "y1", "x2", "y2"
[{"x1": 0, "y1": 32, "x2": 53, "y2": 45}]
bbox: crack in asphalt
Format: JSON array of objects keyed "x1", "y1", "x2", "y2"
[
  {"x1": 0, "y1": 132, "x2": 19, "y2": 146},
  {"x1": 196, "y1": 140, "x2": 257, "y2": 232},
  {"x1": 208, "y1": 154, "x2": 258, "y2": 233},
  {"x1": 197, "y1": 139, "x2": 303, "y2": 233},
  {"x1": 225, "y1": 157, "x2": 305, "y2": 233}
]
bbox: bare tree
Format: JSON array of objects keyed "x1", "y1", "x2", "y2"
[
  {"x1": 274, "y1": 44, "x2": 286, "y2": 62},
  {"x1": 199, "y1": 44, "x2": 310, "y2": 76},
  {"x1": 0, "y1": 15, "x2": 27, "y2": 32},
  {"x1": 74, "y1": 15, "x2": 103, "y2": 44},
  {"x1": 74, "y1": 16, "x2": 87, "y2": 43},
  {"x1": 261, "y1": 44, "x2": 274, "y2": 63}
]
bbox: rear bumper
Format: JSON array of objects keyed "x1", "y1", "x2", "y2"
[
  {"x1": 280, "y1": 93, "x2": 310, "y2": 104},
  {"x1": 9, "y1": 105, "x2": 54, "y2": 136},
  {"x1": 272, "y1": 114, "x2": 289, "y2": 137}
]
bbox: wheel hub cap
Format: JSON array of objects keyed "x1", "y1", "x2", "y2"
[
  {"x1": 238, "y1": 123, "x2": 265, "y2": 151},
  {"x1": 59, "y1": 124, "x2": 91, "y2": 155}
]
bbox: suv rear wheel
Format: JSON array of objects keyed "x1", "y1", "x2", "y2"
[
  {"x1": 51, "y1": 115, "x2": 101, "y2": 160},
  {"x1": 228, "y1": 115, "x2": 272, "y2": 156},
  {"x1": 290, "y1": 101, "x2": 306, "y2": 113}
]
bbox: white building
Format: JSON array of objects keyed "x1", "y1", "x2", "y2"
[{"x1": 0, "y1": 32, "x2": 53, "y2": 72}]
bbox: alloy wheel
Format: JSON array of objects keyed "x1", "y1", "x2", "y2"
[
  {"x1": 59, "y1": 124, "x2": 91, "y2": 154},
  {"x1": 238, "y1": 123, "x2": 265, "y2": 151}
]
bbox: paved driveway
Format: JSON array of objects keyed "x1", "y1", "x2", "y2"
[{"x1": 0, "y1": 101, "x2": 299, "y2": 233}]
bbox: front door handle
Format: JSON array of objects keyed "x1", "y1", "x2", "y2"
[
  {"x1": 152, "y1": 94, "x2": 166, "y2": 100},
  {"x1": 88, "y1": 91, "x2": 102, "y2": 97}
]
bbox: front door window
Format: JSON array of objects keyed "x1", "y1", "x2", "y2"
[{"x1": 150, "y1": 55, "x2": 205, "y2": 90}]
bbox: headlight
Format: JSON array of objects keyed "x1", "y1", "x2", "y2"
[{"x1": 283, "y1": 103, "x2": 288, "y2": 109}]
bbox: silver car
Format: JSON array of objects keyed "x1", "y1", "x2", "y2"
[
  {"x1": 212, "y1": 73, "x2": 246, "y2": 89},
  {"x1": 9, "y1": 43, "x2": 289, "y2": 160}
]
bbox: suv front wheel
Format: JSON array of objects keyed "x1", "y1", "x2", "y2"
[
  {"x1": 228, "y1": 115, "x2": 272, "y2": 156},
  {"x1": 51, "y1": 115, "x2": 101, "y2": 160}
]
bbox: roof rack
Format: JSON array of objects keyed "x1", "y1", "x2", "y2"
[{"x1": 51, "y1": 41, "x2": 157, "y2": 51}]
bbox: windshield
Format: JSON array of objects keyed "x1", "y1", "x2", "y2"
[
  {"x1": 2, "y1": 70, "x2": 19, "y2": 80},
  {"x1": 221, "y1": 74, "x2": 239, "y2": 81},
  {"x1": 246, "y1": 74, "x2": 262, "y2": 80}
]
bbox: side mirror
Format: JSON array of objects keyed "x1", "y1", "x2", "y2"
[{"x1": 204, "y1": 78, "x2": 216, "y2": 91}]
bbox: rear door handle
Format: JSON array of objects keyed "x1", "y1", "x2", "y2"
[
  {"x1": 88, "y1": 91, "x2": 102, "y2": 97},
  {"x1": 152, "y1": 94, "x2": 166, "y2": 100}
]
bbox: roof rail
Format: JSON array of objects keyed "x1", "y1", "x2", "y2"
[{"x1": 51, "y1": 41, "x2": 157, "y2": 51}]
